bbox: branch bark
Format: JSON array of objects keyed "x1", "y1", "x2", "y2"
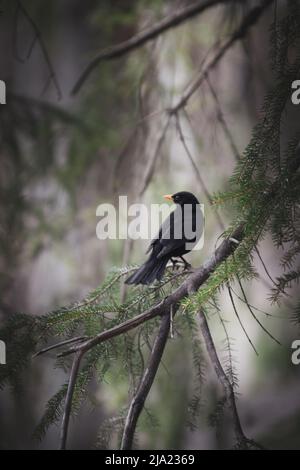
[
  {"x1": 71, "y1": 0, "x2": 243, "y2": 95},
  {"x1": 59, "y1": 350, "x2": 84, "y2": 450},
  {"x1": 121, "y1": 313, "x2": 170, "y2": 449}
]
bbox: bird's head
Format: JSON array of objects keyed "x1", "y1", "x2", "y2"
[{"x1": 164, "y1": 191, "x2": 199, "y2": 206}]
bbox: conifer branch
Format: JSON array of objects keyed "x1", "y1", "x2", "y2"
[
  {"x1": 58, "y1": 224, "x2": 245, "y2": 359},
  {"x1": 55, "y1": 224, "x2": 245, "y2": 449}
]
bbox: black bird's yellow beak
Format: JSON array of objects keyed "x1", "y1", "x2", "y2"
[{"x1": 163, "y1": 194, "x2": 173, "y2": 201}]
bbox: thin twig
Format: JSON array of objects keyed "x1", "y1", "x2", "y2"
[
  {"x1": 227, "y1": 284, "x2": 259, "y2": 356},
  {"x1": 33, "y1": 336, "x2": 88, "y2": 358},
  {"x1": 229, "y1": 285, "x2": 284, "y2": 319},
  {"x1": 236, "y1": 275, "x2": 281, "y2": 345},
  {"x1": 16, "y1": 0, "x2": 62, "y2": 100},
  {"x1": 139, "y1": 117, "x2": 171, "y2": 197},
  {"x1": 76, "y1": 267, "x2": 137, "y2": 309},
  {"x1": 121, "y1": 313, "x2": 170, "y2": 449},
  {"x1": 175, "y1": 113, "x2": 225, "y2": 230},
  {"x1": 254, "y1": 246, "x2": 277, "y2": 287},
  {"x1": 206, "y1": 76, "x2": 240, "y2": 162},
  {"x1": 72, "y1": 0, "x2": 242, "y2": 95}
]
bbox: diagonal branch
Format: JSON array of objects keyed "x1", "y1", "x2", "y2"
[
  {"x1": 121, "y1": 313, "x2": 170, "y2": 449},
  {"x1": 32, "y1": 336, "x2": 87, "y2": 358},
  {"x1": 175, "y1": 113, "x2": 225, "y2": 230},
  {"x1": 197, "y1": 309, "x2": 264, "y2": 449},
  {"x1": 16, "y1": 0, "x2": 62, "y2": 100},
  {"x1": 59, "y1": 350, "x2": 84, "y2": 450},
  {"x1": 55, "y1": 224, "x2": 244, "y2": 449},
  {"x1": 71, "y1": 0, "x2": 244, "y2": 95},
  {"x1": 58, "y1": 224, "x2": 244, "y2": 359},
  {"x1": 169, "y1": 0, "x2": 274, "y2": 114}
]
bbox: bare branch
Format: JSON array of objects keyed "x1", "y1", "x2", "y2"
[
  {"x1": 254, "y1": 246, "x2": 277, "y2": 287},
  {"x1": 227, "y1": 283, "x2": 259, "y2": 356},
  {"x1": 59, "y1": 350, "x2": 84, "y2": 450},
  {"x1": 33, "y1": 336, "x2": 87, "y2": 358},
  {"x1": 16, "y1": 0, "x2": 62, "y2": 100},
  {"x1": 71, "y1": 0, "x2": 244, "y2": 95},
  {"x1": 121, "y1": 313, "x2": 170, "y2": 449},
  {"x1": 236, "y1": 275, "x2": 281, "y2": 345},
  {"x1": 175, "y1": 114, "x2": 225, "y2": 230},
  {"x1": 169, "y1": 0, "x2": 274, "y2": 114},
  {"x1": 206, "y1": 76, "x2": 240, "y2": 162},
  {"x1": 197, "y1": 309, "x2": 264, "y2": 449},
  {"x1": 139, "y1": 117, "x2": 171, "y2": 197}
]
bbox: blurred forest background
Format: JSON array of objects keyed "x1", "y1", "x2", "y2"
[{"x1": 0, "y1": 0, "x2": 300, "y2": 450}]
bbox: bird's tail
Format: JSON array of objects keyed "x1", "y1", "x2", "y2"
[{"x1": 125, "y1": 256, "x2": 168, "y2": 285}]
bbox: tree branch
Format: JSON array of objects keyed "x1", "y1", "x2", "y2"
[
  {"x1": 54, "y1": 224, "x2": 244, "y2": 449},
  {"x1": 59, "y1": 350, "x2": 84, "y2": 450},
  {"x1": 121, "y1": 313, "x2": 170, "y2": 449},
  {"x1": 32, "y1": 336, "x2": 87, "y2": 358},
  {"x1": 58, "y1": 224, "x2": 244, "y2": 359},
  {"x1": 71, "y1": 0, "x2": 243, "y2": 95},
  {"x1": 16, "y1": 0, "x2": 62, "y2": 100},
  {"x1": 169, "y1": 0, "x2": 274, "y2": 114},
  {"x1": 197, "y1": 309, "x2": 264, "y2": 449}
]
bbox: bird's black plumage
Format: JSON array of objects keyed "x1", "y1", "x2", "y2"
[{"x1": 125, "y1": 191, "x2": 203, "y2": 285}]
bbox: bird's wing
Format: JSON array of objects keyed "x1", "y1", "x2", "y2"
[
  {"x1": 157, "y1": 204, "x2": 204, "y2": 258},
  {"x1": 156, "y1": 207, "x2": 185, "y2": 258},
  {"x1": 145, "y1": 210, "x2": 175, "y2": 254}
]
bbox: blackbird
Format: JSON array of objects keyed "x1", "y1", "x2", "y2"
[{"x1": 125, "y1": 191, "x2": 203, "y2": 285}]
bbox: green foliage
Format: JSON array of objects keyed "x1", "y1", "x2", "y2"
[
  {"x1": 0, "y1": 314, "x2": 40, "y2": 390},
  {"x1": 213, "y1": 3, "x2": 300, "y2": 316},
  {"x1": 0, "y1": 266, "x2": 198, "y2": 446}
]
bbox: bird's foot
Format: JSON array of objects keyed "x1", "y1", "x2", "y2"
[
  {"x1": 180, "y1": 256, "x2": 192, "y2": 271},
  {"x1": 170, "y1": 258, "x2": 180, "y2": 271}
]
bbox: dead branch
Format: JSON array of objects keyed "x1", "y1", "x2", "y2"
[
  {"x1": 59, "y1": 350, "x2": 84, "y2": 450},
  {"x1": 71, "y1": 0, "x2": 244, "y2": 95},
  {"x1": 206, "y1": 76, "x2": 240, "y2": 162},
  {"x1": 32, "y1": 336, "x2": 87, "y2": 358},
  {"x1": 121, "y1": 313, "x2": 170, "y2": 449},
  {"x1": 175, "y1": 114, "x2": 225, "y2": 230},
  {"x1": 169, "y1": 0, "x2": 274, "y2": 114},
  {"x1": 197, "y1": 309, "x2": 264, "y2": 449},
  {"x1": 16, "y1": 0, "x2": 62, "y2": 100},
  {"x1": 227, "y1": 283, "x2": 258, "y2": 356}
]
